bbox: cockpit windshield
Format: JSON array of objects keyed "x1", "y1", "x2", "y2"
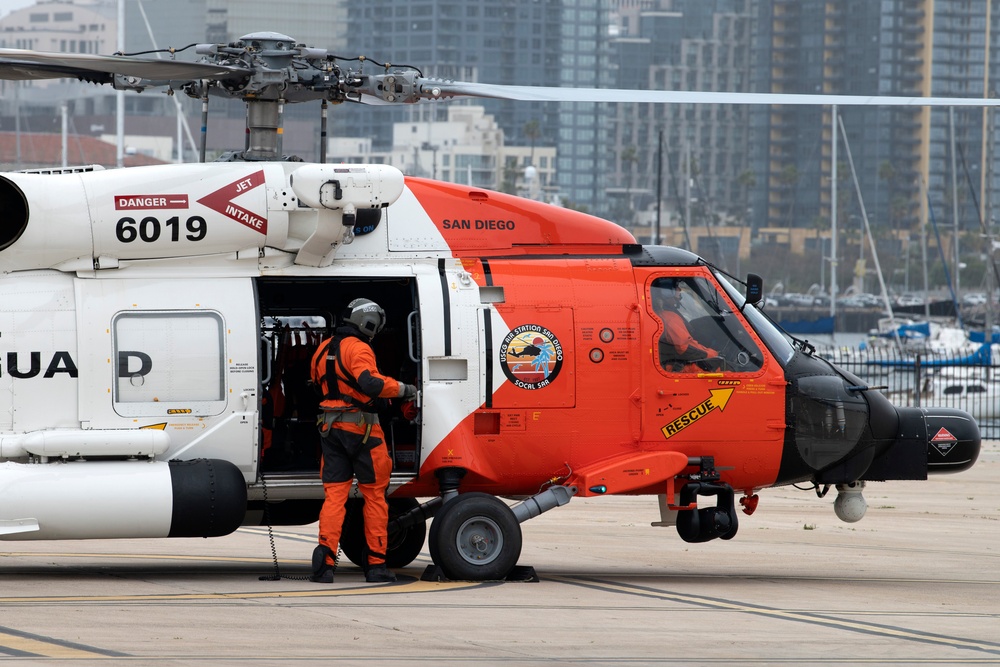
[
  {"x1": 713, "y1": 271, "x2": 796, "y2": 366},
  {"x1": 651, "y1": 276, "x2": 764, "y2": 374}
]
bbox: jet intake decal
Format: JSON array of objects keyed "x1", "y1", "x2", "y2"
[{"x1": 197, "y1": 170, "x2": 267, "y2": 234}]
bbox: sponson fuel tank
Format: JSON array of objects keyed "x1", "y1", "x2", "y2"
[{"x1": 0, "y1": 458, "x2": 246, "y2": 540}]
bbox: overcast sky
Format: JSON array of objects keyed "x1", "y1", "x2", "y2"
[
  {"x1": 0, "y1": 1, "x2": 144, "y2": 22},
  {"x1": 0, "y1": 0, "x2": 35, "y2": 20}
]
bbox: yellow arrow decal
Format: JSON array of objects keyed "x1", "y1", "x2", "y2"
[{"x1": 660, "y1": 388, "x2": 734, "y2": 440}]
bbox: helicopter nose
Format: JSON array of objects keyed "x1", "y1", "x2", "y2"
[
  {"x1": 789, "y1": 373, "x2": 871, "y2": 479},
  {"x1": 881, "y1": 407, "x2": 980, "y2": 477},
  {"x1": 783, "y1": 354, "x2": 981, "y2": 485}
]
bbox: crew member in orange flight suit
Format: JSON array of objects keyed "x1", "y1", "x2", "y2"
[
  {"x1": 655, "y1": 281, "x2": 719, "y2": 373},
  {"x1": 309, "y1": 298, "x2": 417, "y2": 583}
]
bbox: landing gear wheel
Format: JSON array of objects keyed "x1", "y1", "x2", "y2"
[
  {"x1": 428, "y1": 492, "x2": 522, "y2": 581},
  {"x1": 340, "y1": 497, "x2": 428, "y2": 569},
  {"x1": 720, "y1": 513, "x2": 739, "y2": 540},
  {"x1": 385, "y1": 497, "x2": 427, "y2": 568},
  {"x1": 340, "y1": 498, "x2": 366, "y2": 568}
]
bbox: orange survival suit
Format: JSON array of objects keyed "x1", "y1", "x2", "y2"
[
  {"x1": 309, "y1": 324, "x2": 414, "y2": 581},
  {"x1": 658, "y1": 309, "x2": 718, "y2": 372}
]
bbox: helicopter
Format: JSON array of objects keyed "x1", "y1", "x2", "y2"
[{"x1": 0, "y1": 32, "x2": 984, "y2": 581}]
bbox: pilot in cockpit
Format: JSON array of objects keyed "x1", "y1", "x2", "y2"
[{"x1": 653, "y1": 278, "x2": 720, "y2": 373}]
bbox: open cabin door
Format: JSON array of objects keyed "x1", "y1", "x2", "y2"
[{"x1": 255, "y1": 276, "x2": 422, "y2": 481}]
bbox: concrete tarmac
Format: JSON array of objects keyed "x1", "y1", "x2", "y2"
[{"x1": 1, "y1": 441, "x2": 997, "y2": 666}]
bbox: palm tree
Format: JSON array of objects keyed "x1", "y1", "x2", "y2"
[
  {"x1": 523, "y1": 120, "x2": 540, "y2": 166},
  {"x1": 777, "y1": 164, "x2": 800, "y2": 226},
  {"x1": 619, "y1": 145, "x2": 639, "y2": 227}
]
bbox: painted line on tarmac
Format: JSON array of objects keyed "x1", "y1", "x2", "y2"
[
  {"x1": 0, "y1": 551, "x2": 292, "y2": 565},
  {"x1": 556, "y1": 576, "x2": 1000, "y2": 657},
  {"x1": 0, "y1": 626, "x2": 126, "y2": 659},
  {"x1": 0, "y1": 577, "x2": 485, "y2": 604},
  {"x1": 240, "y1": 526, "x2": 316, "y2": 542}
]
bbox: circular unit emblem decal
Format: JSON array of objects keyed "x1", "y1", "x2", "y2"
[{"x1": 499, "y1": 324, "x2": 564, "y2": 390}]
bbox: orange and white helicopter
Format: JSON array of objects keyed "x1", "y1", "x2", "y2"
[{"x1": 0, "y1": 33, "x2": 985, "y2": 581}]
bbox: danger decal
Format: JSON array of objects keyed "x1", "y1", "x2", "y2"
[
  {"x1": 115, "y1": 195, "x2": 189, "y2": 210},
  {"x1": 660, "y1": 388, "x2": 734, "y2": 439},
  {"x1": 196, "y1": 170, "x2": 267, "y2": 234},
  {"x1": 499, "y1": 324, "x2": 563, "y2": 390}
]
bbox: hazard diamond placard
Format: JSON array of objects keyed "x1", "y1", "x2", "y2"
[{"x1": 930, "y1": 427, "x2": 957, "y2": 443}]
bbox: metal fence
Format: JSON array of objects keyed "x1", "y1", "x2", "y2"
[{"x1": 820, "y1": 347, "x2": 999, "y2": 440}]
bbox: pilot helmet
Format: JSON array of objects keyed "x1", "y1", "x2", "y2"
[
  {"x1": 655, "y1": 278, "x2": 684, "y2": 308},
  {"x1": 344, "y1": 298, "x2": 386, "y2": 339}
]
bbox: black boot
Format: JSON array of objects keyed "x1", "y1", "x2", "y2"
[
  {"x1": 365, "y1": 563, "x2": 396, "y2": 583},
  {"x1": 309, "y1": 545, "x2": 336, "y2": 583}
]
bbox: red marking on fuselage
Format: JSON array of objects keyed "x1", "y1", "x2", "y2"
[
  {"x1": 197, "y1": 170, "x2": 267, "y2": 234},
  {"x1": 115, "y1": 194, "x2": 189, "y2": 210}
]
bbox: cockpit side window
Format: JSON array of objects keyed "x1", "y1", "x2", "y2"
[{"x1": 650, "y1": 276, "x2": 764, "y2": 374}]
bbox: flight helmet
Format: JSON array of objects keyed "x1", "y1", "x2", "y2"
[
  {"x1": 344, "y1": 298, "x2": 386, "y2": 339},
  {"x1": 653, "y1": 278, "x2": 683, "y2": 310}
]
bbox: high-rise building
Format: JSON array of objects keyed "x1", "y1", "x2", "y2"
[
  {"x1": 334, "y1": 0, "x2": 613, "y2": 211},
  {"x1": 609, "y1": 0, "x2": 754, "y2": 241},
  {"x1": 204, "y1": 0, "x2": 345, "y2": 50},
  {"x1": 0, "y1": 0, "x2": 209, "y2": 159},
  {"x1": 751, "y1": 0, "x2": 1000, "y2": 258}
]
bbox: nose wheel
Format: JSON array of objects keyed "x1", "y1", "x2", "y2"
[
  {"x1": 455, "y1": 515, "x2": 504, "y2": 564},
  {"x1": 428, "y1": 492, "x2": 522, "y2": 581}
]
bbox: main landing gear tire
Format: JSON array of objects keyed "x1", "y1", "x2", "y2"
[
  {"x1": 341, "y1": 497, "x2": 427, "y2": 569},
  {"x1": 428, "y1": 492, "x2": 522, "y2": 581}
]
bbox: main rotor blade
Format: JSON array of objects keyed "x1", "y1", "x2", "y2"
[
  {"x1": 436, "y1": 81, "x2": 1000, "y2": 107},
  {"x1": 0, "y1": 49, "x2": 249, "y2": 82}
]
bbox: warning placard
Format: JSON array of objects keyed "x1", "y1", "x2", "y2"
[{"x1": 197, "y1": 170, "x2": 267, "y2": 234}]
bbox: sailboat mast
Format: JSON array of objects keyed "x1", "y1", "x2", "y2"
[
  {"x1": 981, "y1": 1, "x2": 992, "y2": 340},
  {"x1": 922, "y1": 211, "x2": 930, "y2": 320},
  {"x1": 950, "y1": 107, "x2": 961, "y2": 295},
  {"x1": 838, "y1": 114, "x2": 901, "y2": 353},
  {"x1": 830, "y1": 105, "x2": 838, "y2": 327}
]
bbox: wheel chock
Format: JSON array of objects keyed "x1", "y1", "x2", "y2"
[{"x1": 420, "y1": 564, "x2": 539, "y2": 582}]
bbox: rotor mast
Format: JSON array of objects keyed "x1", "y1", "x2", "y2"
[
  {"x1": 181, "y1": 32, "x2": 446, "y2": 162},
  {"x1": 187, "y1": 33, "x2": 302, "y2": 161},
  {"x1": 245, "y1": 98, "x2": 283, "y2": 160}
]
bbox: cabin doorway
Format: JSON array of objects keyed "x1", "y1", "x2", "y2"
[{"x1": 255, "y1": 276, "x2": 421, "y2": 480}]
